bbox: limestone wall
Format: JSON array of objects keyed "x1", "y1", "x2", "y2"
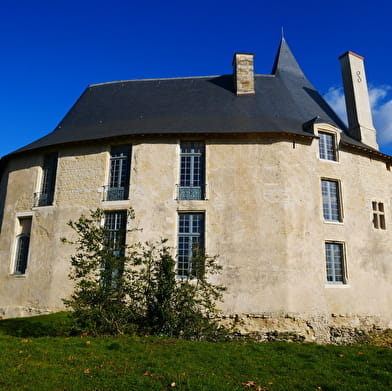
[{"x1": 1, "y1": 132, "x2": 392, "y2": 342}]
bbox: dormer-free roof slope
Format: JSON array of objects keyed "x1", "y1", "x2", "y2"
[{"x1": 9, "y1": 39, "x2": 359, "y2": 156}]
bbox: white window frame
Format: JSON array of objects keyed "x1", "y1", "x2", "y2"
[
  {"x1": 35, "y1": 152, "x2": 58, "y2": 207},
  {"x1": 319, "y1": 131, "x2": 337, "y2": 161},
  {"x1": 178, "y1": 141, "x2": 206, "y2": 200},
  {"x1": 14, "y1": 234, "x2": 30, "y2": 274},
  {"x1": 11, "y1": 213, "x2": 33, "y2": 276},
  {"x1": 372, "y1": 201, "x2": 386, "y2": 230},
  {"x1": 321, "y1": 179, "x2": 343, "y2": 223},
  {"x1": 177, "y1": 212, "x2": 205, "y2": 278},
  {"x1": 101, "y1": 210, "x2": 128, "y2": 286},
  {"x1": 325, "y1": 241, "x2": 347, "y2": 284},
  {"x1": 314, "y1": 124, "x2": 341, "y2": 163},
  {"x1": 104, "y1": 145, "x2": 132, "y2": 202}
]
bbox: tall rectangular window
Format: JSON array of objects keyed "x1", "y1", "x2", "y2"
[
  {"x1": 321, "y1": 179, "x2": 342, "y2": 222},
  {"x1": 14, "y1": 217, "x2": 32, "y2": 275},
  {"x1": 325, "y1": 242, "x2": 346, "y2": 284},
  {"x1": 372, "y1": 201, "x2": 386, "y2": 229},
  {"x1": 105, "y1": 145, "x2": 131, "y2": 201},
  {"x1": 179, "y1": 141, "x2": 205, "y2": 200},
  {"x1": 36, "y1": 153, "x2": 58, "y2": 206},
  {"x1": 104, "y1": 210, "x2": 127, "y2": 256},
  {"x1": 177, "y1": 213, "x2": 205, "y2": 278},
  {"x1": 319, "y1": 132, "x2": 337, "y2": 161},
  {"x1": 103, "y1": 210, "x2": 127, "y2": 286}
]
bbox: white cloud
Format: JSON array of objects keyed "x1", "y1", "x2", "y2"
[
  {"x1": 369, "y1": 85, "x2": 389, "y2": 107},
  {"x1": 369, "y1": 85, "x2": 392, "y2": 145},
  {"x1": 324, "y1": 85, "x2": 392, "y2": 146},
  {"x1": 324, "y1": 87, "x2": 347, "y2": 125}
]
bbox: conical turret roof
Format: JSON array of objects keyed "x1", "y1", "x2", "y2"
[{"x1": 272, "y1": 37, "x2": 307, "y2": 79}]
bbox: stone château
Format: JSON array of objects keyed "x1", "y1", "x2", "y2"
[{"x1": 1, "y1": 38, "x2": 391, "y2": 342}]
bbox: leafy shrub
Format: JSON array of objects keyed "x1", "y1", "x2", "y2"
[{"x1": 62, "y1": 209, "x2": 227, "y2": 340}]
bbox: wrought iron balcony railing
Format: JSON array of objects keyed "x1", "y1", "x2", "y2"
[
  {"x1": 33, "y1": 191, "x2": 54, "y2": 207},
  {"x1": 177, "y1": 184, "x2": 206, "y2": 200},
  {"x1": 102, "y1": 185, "x2": 128, "y2": 201}
]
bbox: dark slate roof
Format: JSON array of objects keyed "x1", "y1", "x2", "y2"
[{"x1": 7, "y1": 39, "x2": 372, "y2": 156}]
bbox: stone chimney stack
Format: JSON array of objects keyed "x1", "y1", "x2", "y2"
[
  {"x1": 233, "y1": 53, "x2": 255, "y2": 95},
  {"x1": 339, "y1": 51, "x2": 378, "y2": 150}
]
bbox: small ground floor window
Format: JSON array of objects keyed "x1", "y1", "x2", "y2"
[
  {"x1": 325, "y1": 242, "x2": 346, "y2": 284},
  {"x1": 13, "y1": 216, "x2": 32, "y2": 275}
]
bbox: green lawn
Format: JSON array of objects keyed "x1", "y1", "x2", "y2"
[{"x1": 0, "y1": 313, "x2": 391, "y2": 391}]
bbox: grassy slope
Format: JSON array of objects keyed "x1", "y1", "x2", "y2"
[{"x1": 0, "y1": 313, "x2": 391, "y2": 391}]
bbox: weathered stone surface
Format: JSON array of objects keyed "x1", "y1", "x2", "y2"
[
  {"x1": 220, "y1": 312, "x2": 387, "y2": 344},
  {"x1": 1, "y1": 130, "x2": 392, "y2": 344},
  {"x1": 233, "y1": 53, "x2": 255, "y2": 95}
]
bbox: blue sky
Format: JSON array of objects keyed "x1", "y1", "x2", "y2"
[{"x1": 1, "y1": 0, "x2": 392, "y2": 158}]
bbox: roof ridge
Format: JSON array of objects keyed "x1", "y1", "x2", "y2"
[
  {"x1": 90, "y1": 73, "x2": 277, "y2": 88},
  {"x1": 89, "y1": 74, "x2": 227, "y2": 87}
]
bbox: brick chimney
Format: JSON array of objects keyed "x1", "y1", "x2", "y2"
[
  {"x1": 233, "y1": 53, "x2": 255, "y2": 95},
  {"x1": 339, "y1": 51, "x2": 378, "y2": 150}
]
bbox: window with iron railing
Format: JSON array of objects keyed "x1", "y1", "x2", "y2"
[
  {"x1": 104, "y1": 145, "x2": 131, "y2": 201},
  {"x1": 178, "y1": 141, "x2": 205, "y2": 200}
]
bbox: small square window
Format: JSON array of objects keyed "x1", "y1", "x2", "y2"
[{"x1": 372, "y1": 201, "x2": 386, "y2": 229}]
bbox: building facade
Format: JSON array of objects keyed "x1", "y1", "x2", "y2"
[{"x1": 1, "y1": 39, "x2": 391, "y2": 342}]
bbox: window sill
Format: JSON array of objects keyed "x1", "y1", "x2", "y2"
[
  {"x1": 9, "y1": 273, "x2": 27, "y2": 279},
  {"x1": 32, "y1": 204, "x2": 55, "y2": 210},
  {"x1": 176, "y1": 198, "x2": 208, "y2": 202},
  {"x1": 102, "y1": 199, "x2": 130, "y2": 206},
  {"x1": 324, "y1": 283, "x2": 350, "y2": 288},
  {"x1": 176, "y1": 200, "x2": 208, "y2": 211},
  {"x1": 176, "y1": 276, "x2": 198, "y2": 283},
  {"x1": 319, "y1": 158, "x2": 340, "y2": 164},
  {"x1": 323, "y1": 220, "x2": 344, "y2": 226}
]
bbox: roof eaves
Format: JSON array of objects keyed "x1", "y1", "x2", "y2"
[{"x1": 340, "y1": 139, "x2": 392, "y2": 161}]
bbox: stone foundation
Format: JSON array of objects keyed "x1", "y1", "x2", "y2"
[
  {"x1": 0, "y1": 307, "x2": 388, "y2": 344},
  {"x1": 0, "y1": 306, "x2": 56, "y2": 319},
  {"x1": 219, "y1": 312, "x2": 387, "y2": 344}
]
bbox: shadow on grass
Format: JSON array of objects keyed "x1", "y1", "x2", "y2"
[{"x1": 0, "y1": 312, "x2": 74, "y2": 337}]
